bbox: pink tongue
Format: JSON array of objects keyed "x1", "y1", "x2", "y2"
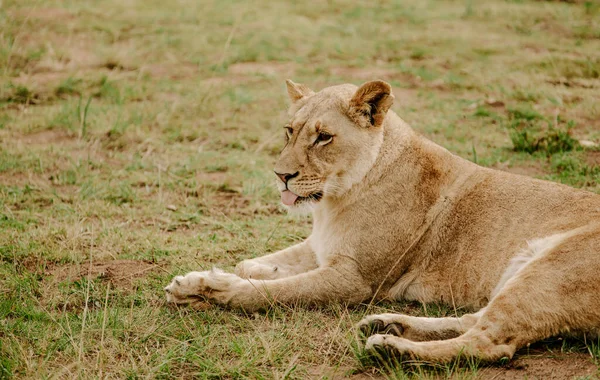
[{"x1": 281, "y1": 190, "x2": 299, "y2": 206}]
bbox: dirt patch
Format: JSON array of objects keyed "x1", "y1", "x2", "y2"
[
  {"x1": 33, "y1": 46, "x2": 102, "y2": 72},
  {"x1": 46, "y1": 260, "x2": 161, "y2": 290},
  {"x1": 9, "y1": 7, "x2": 75, "y2": 22},
  {"x1": 0, "y1": 171, "x2": 30, "y2": 187},
  {"x1": 18, "y1": 129, "x2": 75, "y2": 145},
  {"x1": 546, "y1": 77, "x2": 597, "y2": 89},
  {"x1": 211, "y1": 191, "x2": 251, "y2": 214},
  {"x1": 198, "y1": 171, "x2": 230, "y2": 183},
  {"x1": 308, "y1": 366, "x2": 380, "y2": 379},
  {"x1": 330, "y1": 67, "x2": 418, "y2": 85},
  {"x1": 12, "y1": 29, "x2": 102, "y2": 73},
  {"x1": 1, "y1": 72, "x2": 67, "y2": 105},
  {"x1": 201, "y1": 75, "x2": 257, "y2": 86},
  {"x1": 331, "y1": 66, "x2": 397, "y2": 80},
  {"x1": 228, "y1": 61, "x2": 297, "y2": 77},
  {"x1": 63, "y1": 46, "x2": 102, "y2": 69},
  {"x1": 154, "y1": 92, "x2": 182, "y2": 103},
  {"x1": 352, "y1": 351, "x2": 597, "y2": 379},
  {"x1": 478, "y1": 353, "x2": 597, "y2": 379},
  {"x1": 571, "y1": 116, "x2": 600, "y2": 140},
  {"x1": 492, "y1": 161, "x2": 548, "y2": 178},
  {"x1": 586, "y1": 151, "x2": 600, "y2": 167},
  {"x1": 0, "y1": 171, "x2": 58, "y2": 191},
  {"x1": 521, "y1": 43, "x2": 549, "y2": 55},
  {"x1": 12, "y1": 72, "x2": 67, "y2": 89},
  {"x1": 142, "y1": 63, "x2": 199, "y2": 79}
]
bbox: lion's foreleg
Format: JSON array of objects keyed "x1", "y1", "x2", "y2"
[
  {"x1": 165, "y1": 261, "x2": 371, "y2": 312},
  {"x1": 234, "y1": 240, "x2": 317, "y2": 280}
]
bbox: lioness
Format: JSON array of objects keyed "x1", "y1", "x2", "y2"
[{"x1": 165, "y1": 79, "x2": 600, "y2": 363}]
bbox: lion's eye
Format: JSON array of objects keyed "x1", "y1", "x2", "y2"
[
  {"x1": 285, "y1": 127, "x2": 293, "y2": 139},
  {"x1": 315, "y1": 132, "x2": 333, "y2": 146}
]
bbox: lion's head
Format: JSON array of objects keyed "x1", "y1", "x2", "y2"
[{"x1": 274, "y1": 80, "x2": 394, "y2": 210}]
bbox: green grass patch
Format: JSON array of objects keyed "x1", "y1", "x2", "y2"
[{"x1": 508, "y1": 108, "x2": 580, "y2": 156}]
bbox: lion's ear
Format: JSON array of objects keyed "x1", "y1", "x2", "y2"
[
  {"x1": 285, "y1": 79, "x2": 314, "y2": 103},
  {"x1": 348, "y1": 80, "x2": 394, "y2": 128}
]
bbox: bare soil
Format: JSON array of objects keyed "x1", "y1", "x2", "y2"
[
  {"x1": 478, "y1": 352, "x2": 598, "y2": 379},
  {"x1": 586, "y1": 151, "x2": 600, "y2": 167},
  {"x1": 492, "y1": 161, "x2": 548, "y2": 178},
  {"x1": 12, "y1": 71, "x2": 67, "y2": 88},
  {"x1": 345, "y1": 352, "x2": 598, "y2": 379},
  {"x1": 142, "y1": 62, "x2": 199, "y2": 79},
  {"x1": 9, "y1": 7, "x2": 75, "y2": 21},
  {"x1": 18, "y1": 129, "x2": 75, "y2": 145},
  {"x1": 46, "y1": 259, "x2": 162, "y2": 290},
  {"x1": 228, "y1": 61, "x2": 297, "y2": 77},
  {"x1": 331, "y1": 66, "x2": 419, "y2": 87}
]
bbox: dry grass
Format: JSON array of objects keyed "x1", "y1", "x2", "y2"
[{"x1": 1, "y1": 0, "x2": 600, "y2": 378}]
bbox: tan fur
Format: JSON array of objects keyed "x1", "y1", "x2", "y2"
[{"x1": 165, "y1": 80, "x2": 600, "y2": 364}]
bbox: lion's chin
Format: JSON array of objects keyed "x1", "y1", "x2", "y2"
[
  {"x1": 293, "y1": 191, "x2": 323, "y2": 205},
  {"x1": 281, "y1": 191, "x2": 324, "y2": 214}
]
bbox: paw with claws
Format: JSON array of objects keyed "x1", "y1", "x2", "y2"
[
  {"x1": 358, "y1": 315, "x2": 411, "y2": 359},
  {"x1": 357, "y1": 313, "x2": 407, "y2": 339},
  {"x1": 164, "y1": 268, "x2": 242, "y2": 307},
  {"x1": 364, "y1": 334, "x2": 416, "y2": 360}
]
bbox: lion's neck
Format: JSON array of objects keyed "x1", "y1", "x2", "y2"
[
  {"x1": 312, "y1": 111, "x2": 474, "y2": 264},
  {"x1": 324, "y1": 112, "x2": 466, "y2": 212}
]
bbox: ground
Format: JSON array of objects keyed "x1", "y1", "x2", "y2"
[{"x1": 1, "y1": 0, "x2": 600, "y2": 378}]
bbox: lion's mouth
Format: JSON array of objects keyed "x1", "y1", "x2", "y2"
[
  {"x1": 297, "y1": 191, "x2": 323, "y2": 204},
  {"x1": 281, "y1": 190, "x2": 323, "y2": 206}
]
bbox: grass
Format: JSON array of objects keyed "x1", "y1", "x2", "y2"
[
  {"x1": 1, "y1": 0, "x2": 600, "y2": 378},
  {"x1": 507, "y1": 107, "x2": 580, "y2": 155}
]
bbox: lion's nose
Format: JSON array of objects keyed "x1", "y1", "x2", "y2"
[{"x1": 274, "y1": 171, "x2": 299, "y2": 184}]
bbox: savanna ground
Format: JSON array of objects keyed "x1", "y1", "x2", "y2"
[{"x1": 1, "y1": 0, "x2": 600, "y2": 378}]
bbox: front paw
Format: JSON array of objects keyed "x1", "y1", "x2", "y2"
[
  {"x1": 164, "y1": 268, "x2": 242, "y2": 306},
  {"x1": 235, "y1": 260, "x2": 281, "y2": 280}
]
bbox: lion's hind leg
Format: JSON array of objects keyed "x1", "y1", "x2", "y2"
[{"x1": 365, "y1": 228, "x2": 600, "y2": 363}]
